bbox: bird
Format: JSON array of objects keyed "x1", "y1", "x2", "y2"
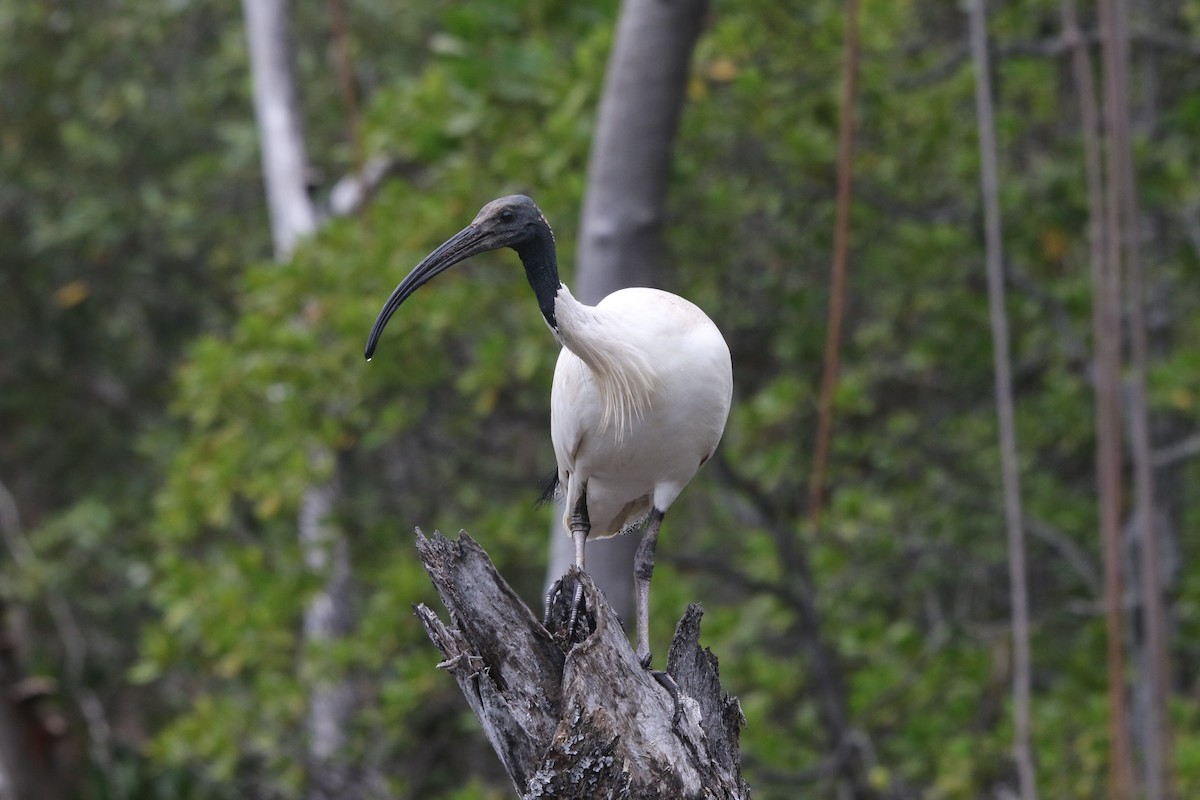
[{"x1": 365, "y1": 195, "x2": 733, "y2": 671}]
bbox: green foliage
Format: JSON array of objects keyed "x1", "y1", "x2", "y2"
[
  {"x1": 138, "y1": 0, "x2": 618, "y2": 794},
  {"x1": 669, "y1": 0, "x2": 1200, "y2": 795},
  {"x1": 6, "y1": 0, "x2": 1200, "y2": 797}
]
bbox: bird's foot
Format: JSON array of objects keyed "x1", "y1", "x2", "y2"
[
  {"x1": 542, "y1": 579, "x2": 561, "y2": 627},
  {"x1": 639, "y1": 650, "x2": 683, "y2": 728},
  {"x1": 542, "y1": 569, "x2": 592, "y2": 646},
  {"x1": 567, "y1": 579, "x2": 585, "y2": 639}
]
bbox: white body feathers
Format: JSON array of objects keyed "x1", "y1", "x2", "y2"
[
  {"x1": 362, "y1": 193, "x2": 732, "y2": 663},
  {"x1": 550, "y1": 286, "x2": 733, "y2": 538}
]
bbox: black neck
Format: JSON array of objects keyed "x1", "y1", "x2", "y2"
[{"x1": 514, "y1": 225, "x2": 563, "y2": 330}]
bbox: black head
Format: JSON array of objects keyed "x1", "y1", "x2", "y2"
[
  {"x1": 364, "y1": 195, "x2": 558, "y2": 360},
  {"x1": 469, "y1": 194, "x2": 552, "y2": 247}
]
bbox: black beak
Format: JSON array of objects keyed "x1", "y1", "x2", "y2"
[{"x1": 364, "y1": 224, "x2": 494, "y2": 360}]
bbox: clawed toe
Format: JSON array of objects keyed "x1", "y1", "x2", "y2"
[
  {"x1": 542, "y1": 578, "x2": 562, "y2": 628},
  {"x1": 566, "y1": 579, "x2": 585, "y2": 639},
  {"x1": 638, "y1": 649, "x2": 681, "y2": 727},
  {"x1": 647, "y1": 665, "x2": 683, "y2": 728},
  {"x1": 543, "y1": 571, "x2": 590, "y2": 644}
]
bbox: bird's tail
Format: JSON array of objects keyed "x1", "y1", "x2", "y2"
[{"x1": 535, "y1": 470, "x2": 561, "y2": 509}]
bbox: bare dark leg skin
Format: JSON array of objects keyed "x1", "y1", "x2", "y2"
[
  {"x1": 566, "y1": 491, "x2": 590, "y2": 638},
  {"x1": 542, "y1": 580, "x2": 559, "y2": 628},
  {"x1": 543, "y1": 490, "x2": 590, "y2": 641},
  {"x1": 634, "y1": 508, "x2": 665, "y2": 666},
  {"x1": 634, "y1": 508, "x2": 682, "y2": 725}
]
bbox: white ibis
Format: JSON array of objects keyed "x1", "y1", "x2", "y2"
[{"x1": 365, "y1": 195, "x2": 733, "y2": 670}]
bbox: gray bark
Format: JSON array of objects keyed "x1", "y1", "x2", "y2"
[
  {"x1": 298, "y1": 472, "x2": 362, "y2": 800},
  {"x1": 968, "y1": 2, "x2": 1037, "y2": 797},
  {"x1": 575, "y1": 0, "x2": 708, "y2": 298},
  {"x1": 240, "y1": 3, "x2": 360, "y2": 797},
  {"x1": 1103, "y1": 0, "x2": 1173, "y2": 793},
  {"x1": 241, "y1": 0, "x2": 317, "y2": 258},
  {"x1": 420, "y1": 530, "x2": 748, "y2": 799},
  {"x1": 1063, "y1": 0, "x2": 1136, "y2": 791},
  {"x1": 545, "y1": 0, "x2": 709, "y2": 635}
]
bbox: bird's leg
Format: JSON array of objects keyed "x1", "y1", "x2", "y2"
[
  {"x1": 542, "y1": 490, "x2": 592, "y2": 639},
  {"x1": 634, "y1": 508, "x2": 665, "y2": 667},
  {"x1": 566, "y1": 491, "x2": 590, "y2": 639},
  {"x1": 573, "y1": 514, "x2": 587, "y2": 570},
  {"x1": 634, "y1": 508, "x2": 682, "y2": 726}
]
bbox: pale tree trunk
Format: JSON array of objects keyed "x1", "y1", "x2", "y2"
[
  {"x1": 242, "y1": 0, "x2": 316, "y2": 256},
  {"x1": 1098, "y1": 0, "x2": 1173, "y2": 795},
  {"x1": 241, "y1": 3, "x2": 361, "y2": 797},
  {"x1": 546, "y1": 0, "x2": 709, "y2": 632},
  {"x1": 1065, "y1": 0, "x2": 1137, "y2": 796},
  {"x1": 421, "y1": 531, "x2": 749, "y2": 798},
  {"x1": 968, "y1": 2, "x2": 1037, "y2": 797},
  {"x1": 1062, "y1": 0, "x2": 1136, "y2": 793},
  {"x1": 298, "y1": 468, "x2": 365, "y2": 799}
]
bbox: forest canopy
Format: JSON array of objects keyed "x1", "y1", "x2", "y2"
[{"x1": 2, "y1": 0, "x2": 1199, "y2": 798}]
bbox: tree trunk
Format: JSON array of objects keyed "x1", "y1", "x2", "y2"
[
  {"x1": 0, "y1": 601, "x2": 61, "y2": 800},
  {"x1": 968, "y1": 2, "x2": 1038, "y2": 797},
  {"x1": 1061, "y1": 0, "x2": 1137, "y2": 793},
  {"x1": 546, "y1": 0, "x2": 709, "y2": 634},
  {"x1": 241, "y1": 3, "x2": 360, "y2": 797},
  {"x1": 241, "y1": 0, "x2": 317, "y2": 257},
  {"x1": 419, "y1": 530, "x2": 748, "y2": 799},
  {"x1": 298, "y1": 471, "x2": 361, "y2": 800},
  {"x1": 1100, "y1": 0, "x2": 1173, "y2": 794}
]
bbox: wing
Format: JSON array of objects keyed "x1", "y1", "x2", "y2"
[
  {"x1": 550, "y1": 346, "x2": 611, "y2": 529},
  {"x1": 550, "y1": 347, "x2": 588, "y2": 482}
]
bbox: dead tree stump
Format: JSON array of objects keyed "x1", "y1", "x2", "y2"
[{"x1": 414, "y1": 530, "x2": 750, "y2": 799}]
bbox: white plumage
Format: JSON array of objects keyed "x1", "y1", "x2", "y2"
[
  {"x1": 365, "y1": 195, "x2": 733, "y2": 668},
  {"x1": 551, "y1": 285, "x2": 732, "y2": 542}
]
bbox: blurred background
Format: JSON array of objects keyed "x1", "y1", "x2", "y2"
[{"x1": 2, "y1": 0, "x2": 1199, "y2": 797}]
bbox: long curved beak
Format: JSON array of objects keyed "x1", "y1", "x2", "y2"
[{"x1": 364, "y1": 224, "x2": 493, "y2": 360}]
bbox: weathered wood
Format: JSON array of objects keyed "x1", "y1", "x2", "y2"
[{"x1": 415, "y1": 530, "x2": 749, "y2": 799}]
